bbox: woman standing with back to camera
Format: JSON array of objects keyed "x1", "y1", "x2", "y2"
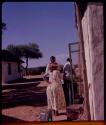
[{"x1": 44, "y1": 56, "x2": 66, "y2": 116}]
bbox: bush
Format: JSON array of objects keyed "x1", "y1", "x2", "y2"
[{"x1": 27, "y1": 66, "x2": 46, "y2": 75}]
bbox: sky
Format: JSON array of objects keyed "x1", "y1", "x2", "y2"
[{"x1": 2, "y1": 2, "x2": 78, "y2": 68}]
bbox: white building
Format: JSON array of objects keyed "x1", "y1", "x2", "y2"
[
  {"x1": 2, "y1": 50, "x2": 24, "y2": 84},
  {"x1": 75, "y1": 2, "x2": 104, "y2": 120}
]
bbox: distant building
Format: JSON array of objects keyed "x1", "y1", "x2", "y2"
[
  {"x1": 75, "y1": 2, "x2": 104, "y2": 120},
  {"x1": 1, "y1": 50, "x2": 24, "y2": 84}
]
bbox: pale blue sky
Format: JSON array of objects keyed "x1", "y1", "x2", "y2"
[{"x1": 2, "y1": 2, "x2": 78, "y2": 67}]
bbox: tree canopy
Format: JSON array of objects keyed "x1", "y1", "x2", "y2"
[
  {"x1": 7, "y1": 43, "x2": 42, "y2": 58},
  {"x1": 6, "y1": 43, "x2": 43, "y2": 74},
  {"x1": 2, "y1": 22, "x2": 6, "y2": 30}
]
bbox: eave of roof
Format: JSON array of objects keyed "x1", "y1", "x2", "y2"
[
  {"x1": 76, "y1": 2, "x2": 88, "y2": 19},
  {"x1": 1, "y1": 50, "x2": 24, "y2": 63}
]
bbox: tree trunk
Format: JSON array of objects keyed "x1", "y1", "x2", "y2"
[{"x1": 26, "y1": 57, "x2": 28, "y2": 75}]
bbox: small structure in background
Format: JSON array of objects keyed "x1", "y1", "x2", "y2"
[{"x1": 1, "y1": 50, "x2": 24, "y2": 84}]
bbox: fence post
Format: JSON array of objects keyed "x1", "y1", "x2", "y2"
[{"x1": 68, "y1": 43, "x2": 74, "y2": 105}]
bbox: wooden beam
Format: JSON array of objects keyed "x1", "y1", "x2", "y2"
[
  {"x1": 69, "y1": 42, "x2": 79, "y2": 45},
  {"x1": 68, "y1": 43, "x2": 74, "y2": 105}
]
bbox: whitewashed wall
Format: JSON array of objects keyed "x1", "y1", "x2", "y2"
[
  {"x1": 2, "y1": 61, "x2": 22, "y2": 84},
  {"x1": 82, "y1": 6, "x2": 95, "y2": 120},
  {"x1": 81, "y1": 3, "x2": 104, "y2": 120}
]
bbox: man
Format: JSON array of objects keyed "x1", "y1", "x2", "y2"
[{"x1": 63, "y1": 58, "x2": 72, "y2": 106}]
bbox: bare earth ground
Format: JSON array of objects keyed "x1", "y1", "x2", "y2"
[
  {"x1": 2, "y1": 75, "x2": 67, "y2": 123},
  {"x1": 2, "y1": 75, "x2": 87, "y2": 124}
]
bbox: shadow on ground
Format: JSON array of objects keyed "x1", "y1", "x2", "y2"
[
  {"x1": 2, "y1": 115, "x2": 28, "y2": 124},
  {"x1": 8, "y1": 77, "x2": 43, "y2": 84},
  {"x1": 2, "y1": 85, "x2": 47, "y2": 109}
]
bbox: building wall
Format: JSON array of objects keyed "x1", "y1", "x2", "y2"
[
  {"x1": 2, "y1": 61, "x2": 22, "y2": 84},
  {"x1": 82, "y1": 6, "x2": 95, "y2": 120},
  {"x1": 81, "y1": 3, "x2": 104, "y2": 120}
]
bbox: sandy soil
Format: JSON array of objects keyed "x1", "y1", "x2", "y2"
[
  {"x1": 2, "y1": 80, "x2": 67, "y2": 123},
  {"x1": 2, "y1": 76, "x2": 86, "y2": 123},
  {"x1": 2, "y1": 80, "x2": 48, "y2": 123}
]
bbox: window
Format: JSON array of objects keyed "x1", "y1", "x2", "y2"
[{"x1": 8, "y1": 63, "x2": 12, "y2": 75}]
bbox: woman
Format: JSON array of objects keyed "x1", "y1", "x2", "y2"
[
  {"x1": 46, "y1": 70, "x2": 66, "y2": 116},
  {"x1": 44, "y1": 56, "x2": 59, "y2": 83}
]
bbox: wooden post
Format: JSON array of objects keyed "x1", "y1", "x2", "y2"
[{"x1": 68, "y1": 43, "x2": 74, "y2": 105}]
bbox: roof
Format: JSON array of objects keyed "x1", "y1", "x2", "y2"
[
  {"x1": 76, "y1": 2, "x2": 88, "y2": 19},
  {"x1": 76, "y1": 2, "x2": 103, "y2": 19},
  {"x1": 74, "y1": 2, "x2": 87, "y2": 31},
  {"x1": 1, "y1": 50, "x2": 24, "y2": 63}
]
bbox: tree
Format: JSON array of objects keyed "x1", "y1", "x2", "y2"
[
  {"x1": 6, "y1": 43, "x2": 43, "y2": 74},
  {"x1": 2, "y1": 22, "x2": 6, "y2": 30}
]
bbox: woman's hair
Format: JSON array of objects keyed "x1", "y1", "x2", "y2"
[{"x1": 50, "y1": 56, "x2": 56, "y2": 62}]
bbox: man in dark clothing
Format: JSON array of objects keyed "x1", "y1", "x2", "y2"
[{"x1": 63, "y1": 58, "x2": 72, "y2": 106}]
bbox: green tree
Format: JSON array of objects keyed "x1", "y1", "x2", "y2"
[
  {"x1": 6, "y1": 43, "x2": 43, "y2": 74},
  {"x1": 2, "y1": 22, "x2": 6, "y2": 30}
]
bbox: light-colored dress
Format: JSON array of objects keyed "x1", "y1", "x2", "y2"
[
  {"x1": 46, "y1": 70, "x2": 66, "y2": 111},
  {"x1": 45, "y1": 62, "x2": 59, "y2": 83}
]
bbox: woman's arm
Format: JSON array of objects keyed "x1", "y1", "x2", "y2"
[{"x1": 44, "y1": 64, "x2": 50, "y2": 76}]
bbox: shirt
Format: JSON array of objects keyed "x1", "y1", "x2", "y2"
[{"x1": 63, "y1": 61, "x2": 72, "y2": 80}]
